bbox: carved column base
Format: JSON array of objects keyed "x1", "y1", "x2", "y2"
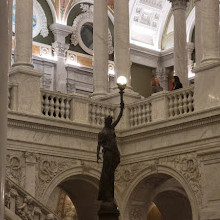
[{"x1": 98, "y1": 202, "x2": 120, "y2": 220}]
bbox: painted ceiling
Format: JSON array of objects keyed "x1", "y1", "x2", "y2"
[{"x1": 46, "y1": 0, "x2": 194, "y2": 51}]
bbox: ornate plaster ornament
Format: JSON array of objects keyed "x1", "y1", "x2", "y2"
[
  {"x1": 36, "y1": 155, "x2": 80, "y2": 199},
  {"x1": 33, "y1": 0, "x2": 49, "y2": 38},
  {"x1": 71, "y1": 3, "x2": 114, "y2": 55},
  {"x1": 12, "y1": 0, "x2": 49, "y2": 38},
  {"x1": 116, "y1": 153, "x2": 201, "y2": 202}
]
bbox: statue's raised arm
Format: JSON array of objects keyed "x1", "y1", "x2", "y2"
[{"x1": 112, "y1": 99, "x2": 124, "y2": 128}]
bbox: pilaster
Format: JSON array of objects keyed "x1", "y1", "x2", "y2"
[{"x1": 24, "y1": 152, "x2": 39, "y2": 197}]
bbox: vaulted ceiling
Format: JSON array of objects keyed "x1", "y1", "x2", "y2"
[{"x1": 46, "y1": 0, "x2": 195, "y2": 51}]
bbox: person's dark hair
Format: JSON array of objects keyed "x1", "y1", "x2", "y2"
[{"x1": 174, "y1": 75, "x2": 181, "y2": 83}]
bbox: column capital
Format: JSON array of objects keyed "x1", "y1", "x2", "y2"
[
  {"x1": 169, "y1": 0, "x2": 189, "y2": 10},
  {"x1": 50, "y1": 23, "x2": 73, "y2": 44},
  {"x1": 52, "y1": 41, "x2": 69, "y2": 57}
]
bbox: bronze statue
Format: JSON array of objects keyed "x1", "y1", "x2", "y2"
[{"x1": 97, "y1": 92, "x2": 124, "y2": 203}]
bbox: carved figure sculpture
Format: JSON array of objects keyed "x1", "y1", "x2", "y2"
[{"x1": 97, "y1": 98, "x2": 124, "y2": 202}]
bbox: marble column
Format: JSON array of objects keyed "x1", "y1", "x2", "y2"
[
  {"x1": 169, "y1": 0, "x2": 189, "y2": 87},
  {"x1": 201, "y1": 0, "x2": 219, "y2": 64},
  {"x1": 0, "y1": 1, "x2": 9, "y2": 219},
  {"x1": 114, "y1": 0, "x2": 131, "y2": 88},
  {"x1": 10, "y1": 0, "x2": 43, "y2": 115},
  {"x1": 194, "y1": 0, "x2": 202, "y2": 66},
  {"x1": 92, "y1": 0, "x2": 108, "y2": 96},
  {"x1": 50, "y1": 23, "x2": 72, "y2": 93},
  {"x1": 13, "y1": 0, "x2": 33, "y2": 67},
  {"x1": 194, "y1": 0, "x2": 220, "y2": 110}
]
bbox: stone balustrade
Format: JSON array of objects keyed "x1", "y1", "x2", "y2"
[
  {"x1": 89, "y1": 101, "x2": 116, "y2": 126},
  {"x1": 5, "y1": 178, "x2": 61, "y2": 220},
  {"x1": 167, "y1": 86, "x2": 194, "y2": 118},
  {"x1": 128, "y1": 99, "x2": 152, "y2": 128},
  {"x1": 41, "y1": 90, "x2": 72, "y2": 120},
  {"x1": 8, "y1": 85, "x2": 195, "y2": 127}
]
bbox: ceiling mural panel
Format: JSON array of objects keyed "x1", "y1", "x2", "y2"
[{"x1": 130, "y1": 0, "x2": 171, "y2": 51}]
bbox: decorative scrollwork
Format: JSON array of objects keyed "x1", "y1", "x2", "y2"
[{"x1": 71, "y1": 3, "x2": 114, "y2": 55}]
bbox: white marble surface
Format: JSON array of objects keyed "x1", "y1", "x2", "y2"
[
  {"x1": 194, "y1": 62, "x2": 220, "y2": 111},
  {"x1": 194, "y1": 0, "x2": 202, "y2": 65},
  {"x1": 201, "y1": 0, "x2": 219, "y2": 63},
  {"x1": 172, "y1": 0, "x2": 188, "y2": 87},
  {"x1": 114, "y1": 0, "x2": 131, "y2": 87},
  {"x1": 9, "y1": 66, "x2": 43, "y2": 115},
  {"x1": 14, "y1": 0, "x2": 33, "y2": 66},
  {"x1": 93, "y1": 0, "x2": 108, "y2": 95}
]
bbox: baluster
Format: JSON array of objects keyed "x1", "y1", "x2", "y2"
[
  {"x1": 54, "y1": 96, "x2": 59, "y2": 118},
  {"x1": 188, "y1": 91, "x2": 193, "y2": 112},
  {"x1": 178, "y1": 94, "x2": 183, "y2": 115},
  {"x1": 44, "y1": 94, "x2": 49, "y2": 116},
  {"x1": 140, "y1": 104, "x2": 143, "y2": 125},
  {"x1": 100, "y1": 105, "x2": 104, "y2": 125},
  {"x1": 65, "y1": 98, "x2": 70, "y2": 119},
  {"x1": 137, "y1": 106, "x2": 141, "y2": 126},
  {"x1": 182, "y1": 91, "x2": 187, "y2": 114},
  {"x1": 50, "y1": 96, "x2": 55, "y2": 117},
  {"x1": 94, "y1": 104, "x2": 98, "y2": 125},
  {"x1": 144, "y1": 104, "x2": 147, "y2": 123},
  {"x1": 8, "y1": 87, "x2": 11, "y2": 110},
  {"x1": 133, "y1": 107, "x2": 137, "y2": 126},
  {"x1": 60, "y1": 97, "x2": 65, "y2": 119},
  {"x1": 41, "y1": 93, "x2": 45, "y2": 114},
  {"x1": 146, "y1": 103, "x2": 152, "y2": 123},
  {"x1": 168, "y1": 96, "x2": 174, "y2": 117},
  {"x1": 173, "y1": 95, "x2": 178, "y2": 117},
  {"x1": 149, "y1": 103, "x2": 152, "y2": 122},
  {"x1": 130, "y1": 107, "x2": 134, "y2": 127},
  {"x1": 89, "y1": 104, "x2": 93, "y2": 123}
]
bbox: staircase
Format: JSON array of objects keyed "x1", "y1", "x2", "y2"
[{"x1": 4, "y1": 177, "x2": 62, "y2": 220}]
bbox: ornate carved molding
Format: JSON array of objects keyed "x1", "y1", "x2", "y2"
[
  {"x1": 6, "y1": 151, "x2": 25, "y2": 188},
  {"x1": 116, "y1": 153, "x2": 201, "y2": 202},
  {"x1": 52, "y1": 41, "x2": 69, "y2": 57},
  {"x1": 36, "y1": 155, "x2": 81, "y2": 199},
  {"x1": 71, "y1": 4, "x2": 114, "y2": 55},
  {"x1": 33, "y1": 0, "x2": 49, "y2": 38}
]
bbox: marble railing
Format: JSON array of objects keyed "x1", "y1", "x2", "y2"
[
  {"x1": 41, "y1": 90, "x2": 72, "y2": 120},
  {"x1": 89, "y1": 101, "x2": 116, "y2": 126},
  {"x1": 5, "y1": 178, "x2": 61, "y2": 220},
  {"x1": 128, "y1": 99, "x2": 152, "y2": 128},
  {"x1": 9, "y1": 87, "x2": 194, "y2": 128},
  {"x1": 167, "y1": 86, "x2": 194, "y2": 118}
]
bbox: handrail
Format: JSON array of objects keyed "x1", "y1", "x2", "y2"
[{"x1": 5, "y1": 177, "x2": 62, "y2": 220}]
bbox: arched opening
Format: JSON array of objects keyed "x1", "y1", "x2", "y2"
[
  {"x1": 124, "y1": 173, "x2": 193, "y2": 220},
  {"x1": 47, "y1": 175, "x2": 99, "y2": 220}
]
